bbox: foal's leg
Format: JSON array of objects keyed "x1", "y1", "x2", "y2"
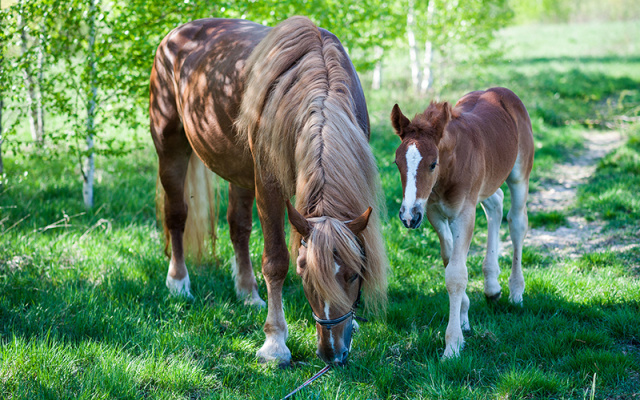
[
  {"x1": 227, "y1": 183, "x2": 265, "y2": 307},
  {"x1": 443, "y1": 204, "x2": 476, "y2": 358},
  {"x1": 427, "y1": 204, "x2": 453, "y2": 266},
  {"x1": 254, "y1": 179, "x2": 291, "y2": 366},
  {"x1": 427, "y1": 205, "x2": 470, "y2": 333},
  {"x1": 506, "y1": 172, "x2": 529, "y2": 305},
  {"x1": 480, "y1": 189, "x2": 504, "y2": 301}
]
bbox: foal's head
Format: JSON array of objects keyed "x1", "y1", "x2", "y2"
[
  {"x1": 390, "y1": 102, "x2": 452, "y2": 229},
  {"x1": 286, "y1": 201, "x2": 372, "y2": 365}
]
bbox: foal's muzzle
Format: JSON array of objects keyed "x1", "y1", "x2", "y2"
[{"x1": 399, "y1": 204, "x2": 423, "y2": 229}]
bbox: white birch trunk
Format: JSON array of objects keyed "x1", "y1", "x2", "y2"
[
  {"x1": 18, "y1": 12, "x2": 42, "y2": 144},
  {"x1": 372, "y1": 46, "x2": 383, "y2": 90},
  {"x1": 420, "y1": 40, "x2": 434, "y2": 94},
  {"x1": 83, "y1": 0, "x2": 98, "y2": 209},
  {"x1": 407, "y1": 0, "x2": 421, "y2": 92},
  {"x1": 420, "y1": 0, "x2": 436, "y2": 94},
  {"x1": 0, "y1": 94, "x2": 4, "y2": 177},
  {"x1": 36, "y1": 22, "x2": 45, "y2": 139}
]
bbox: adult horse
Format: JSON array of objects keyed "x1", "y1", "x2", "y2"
[
  {"x1": 390, "y1": 87, "x2": 534, "y2": 358},
  {"x1": 150, "y1": 16, "x2": 388, "y2": 366}
]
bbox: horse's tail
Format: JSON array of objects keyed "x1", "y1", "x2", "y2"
[{"x1": 155, "y1": 154, "x2": 219, "y2": 262}]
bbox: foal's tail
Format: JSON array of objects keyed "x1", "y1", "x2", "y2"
[{"x1": 155, "y1": 154, "x2": 220, "y2": 262}]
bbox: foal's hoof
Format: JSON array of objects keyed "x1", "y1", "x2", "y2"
[{"x1": 485, "y1": 290, "x2": 502, "y2": 302}]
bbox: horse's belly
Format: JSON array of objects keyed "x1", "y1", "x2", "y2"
[{"x1": 185, "y1": 124, "x2": 255, "y2": 189}]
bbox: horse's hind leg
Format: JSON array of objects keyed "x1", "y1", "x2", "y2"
[
  {"x1": 506, "y1": 162, "x2": 530, "y2": 305},
  {"x1": 150, "y1": 66, "x2": 193, "y2": 297},
  {"x1": 228, "y1": 183, "x2": 265, "y2": 307},
  {"x1": 480, "y1": 189, "x2": 504, "y2": 301}
]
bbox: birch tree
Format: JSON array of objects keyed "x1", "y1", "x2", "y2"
[
  {"x1": 17, "y1": 1, "x2": 45, "y2": 144},
  {"x1": 82, "y1": 0, "x2": 97, "y2": 208}
]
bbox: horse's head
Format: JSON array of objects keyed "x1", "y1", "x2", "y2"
[
  {"x1": 286, "y1": 201, "x2": 372, "y2": 365},
  {"x1": 390, "y1": 102, "x2": 452, "y2": 229}
]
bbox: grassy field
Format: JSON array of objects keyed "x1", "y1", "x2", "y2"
[{"x1": 1, "y1": 20, "x2": 640, "y2": 399}]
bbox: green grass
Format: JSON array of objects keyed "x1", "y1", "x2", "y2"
[{"x1": 2, "y1": 19, "x2": 640, "y2": 399}]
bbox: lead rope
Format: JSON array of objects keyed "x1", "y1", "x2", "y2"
[{"x1": 280, "y1": 364, "x2": 332, "y2": 400}]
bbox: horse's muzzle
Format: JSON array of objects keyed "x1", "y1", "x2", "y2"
[{"x1": 316, "y1": 316, "x2": 354, "y2": 365}]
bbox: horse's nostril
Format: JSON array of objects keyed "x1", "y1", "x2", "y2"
[{"x1": 340, "y1": 348, "x2": 349, "y2": 364}]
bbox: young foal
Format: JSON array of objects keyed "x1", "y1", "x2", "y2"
[{"x1": 391, "y1": 87, "x2": 534, "y2": 358}]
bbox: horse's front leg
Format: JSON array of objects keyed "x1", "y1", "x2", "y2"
[
  {"x1": 253, "y1": 178, "x2": 291, "y2": 367},
  {"x1": 443, "y1": 204, "x2": 476, "y2": 359}
]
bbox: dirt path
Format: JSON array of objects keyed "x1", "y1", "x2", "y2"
[{"x1": 504, "y1": 130, "x2": 635, "y2": 259}]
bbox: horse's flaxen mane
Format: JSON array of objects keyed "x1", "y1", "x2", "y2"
[{"x1": 235, "y1": 16, "x2": 387, "y2": 314}]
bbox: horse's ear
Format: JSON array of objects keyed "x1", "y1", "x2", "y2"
[
  {"x1": 391, "y1": 104, "x2": 410, "y2": 137},
  {"x1": 346, "y1": 207, "x2": 373, "y2": 236},
  {"x1": 433, "y1": 102, "x2": 452, "y2": 143},
  {"x1": 286, "y1": 199, "x2": 312, "y2": 238}
]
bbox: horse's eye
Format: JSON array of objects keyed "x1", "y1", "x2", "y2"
[
  {"x1": 348, "y1": 273, "x2": 359, "y2": 283},
  {"x1": 430, "y1": 161, "x2": 437, "y2": 171}
]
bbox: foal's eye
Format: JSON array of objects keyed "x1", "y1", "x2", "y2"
[
  {"x1": 348, "y1": 273, "x2": 359, "y2": 283},
  {"x1": 430, "y1": 161, "x2": 437, "y2": 171}
]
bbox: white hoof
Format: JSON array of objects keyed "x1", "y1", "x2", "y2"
[
  {"x1": 509, "y1": 292, "x2": 524, "y2": 306},
  {"x1": 442, "y1": 342, "x2": 463, "y2": 359},
  {"x1": 166, "y1": 273, "x2": 194, "y2": 299},
  {"x1": 256, "y1": 339, "x2": 291, "y2": 367},
  {"x1": 244, "y1": 289, "x2": 266, "y2": 308}
]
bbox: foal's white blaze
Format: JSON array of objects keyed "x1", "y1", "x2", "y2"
[{"x1": 401, "y1": 144, "x2": 423, "y2": 222}]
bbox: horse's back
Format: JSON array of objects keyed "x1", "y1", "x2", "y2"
[
  {"x1": 450, "y1": 87, "x2": 533, "y2": 197},
  {"x1": 151, "y1": 19, "x2": 271, "y2": 187}
]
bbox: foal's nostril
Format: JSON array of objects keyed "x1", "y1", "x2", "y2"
[{"x1": 410, "y1": 211, "x2": 423, "y2": 229}]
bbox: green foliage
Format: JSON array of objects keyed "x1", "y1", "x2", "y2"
[{"x1": 2, "y1": 13, "x2": 640, "y2": 400}]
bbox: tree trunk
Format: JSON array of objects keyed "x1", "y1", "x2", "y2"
[
  {"x1": 407, "y1": 0, "x2": 421, "y2": 93},
  {"x1": 0, "y1": 94, "x2": 4, "y2": 177},
  {"x1": 83, "y1": 0, "x2": 98, "y2": 209},
  {"x1": 36, "y1": 21, "x2": 45, "y2": 140},
  {"x1": 420, "y1": 40, "x2": 434, "y2": 94},
  {"x1": 18, "y1": 12, "x2": 42, "y2": 144},
  {"x1": 372, "y1": 46, "x2": 383, "y2": 90},
  {"x1": 420, "y1": 0, "x2": 436, "y2": 94}
]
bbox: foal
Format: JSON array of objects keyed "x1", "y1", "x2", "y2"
[{"x1": 391, "y1": 87, "x2": 534, "y2": 358}]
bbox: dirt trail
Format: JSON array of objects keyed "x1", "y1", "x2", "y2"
[{"x1": 504, "y1": 130, "x2": 635, "y2": 259}]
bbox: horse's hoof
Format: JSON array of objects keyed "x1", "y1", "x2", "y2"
[
  {"x1": 485, "y1": 291, "x2": 502, "y2": 302},
  {"x1": 243, "y1": 289, "x2": 266, "y2": 308},
  {"x1": 166, "y1": 274, "x2": 194, "y2": 300},
  {"x1": 256, "y1": 342, "x2": 292, "y2": 368},
  {"x1": 509, "y1": 295, "x2": 524, "y2": 306},
  {"x1": 257, "y1": 355, "x2": 292, "y2": 369}
]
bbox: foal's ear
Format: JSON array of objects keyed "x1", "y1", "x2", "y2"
[
  {"x1": 432, "y1": 102, "x2": 452, "y2": 143},
  {"x1": 391, "y1": 104, "x2": 411, "y2": 137},
  {"x1": 346, "y1": 207, "x2": 373, "y2": 236},
  {"x1": 286, "y1": 199, "x2": 312, "y2": 238}
]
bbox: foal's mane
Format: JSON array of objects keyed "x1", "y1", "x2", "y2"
[{"x1": 235, "y1": 16, "x2": 388, "y2": 313}]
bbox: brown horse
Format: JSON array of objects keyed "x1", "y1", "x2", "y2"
[
  {"x1": 150, "y1": 16, "x2": 388, "y2": 366},
  {"x1": 390, "y1": 87, "x2": 534, "y2": 358}
]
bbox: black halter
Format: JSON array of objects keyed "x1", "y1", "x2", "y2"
[{"x1": 311, "y1": 285, "x2": 363, "y2": 330}]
